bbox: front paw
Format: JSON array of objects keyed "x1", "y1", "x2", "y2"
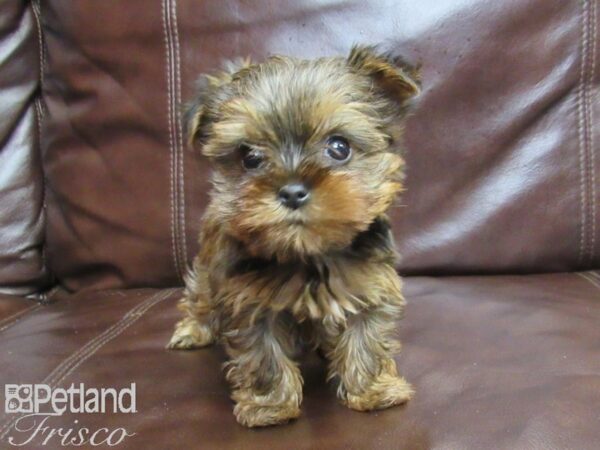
[
  {"x1": 232, "y1": 390, "x2": 301, "y2": 427},
  {"x1": 345, "y1": 374, "x2": 414, "y2": 412},
  {"x1": 167, "y1": 317, "x2": 214, "y2": 350}
]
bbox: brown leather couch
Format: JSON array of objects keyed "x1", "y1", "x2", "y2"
[{"x1": 1, "y1": 1, "x2": 599, "y2": 448}]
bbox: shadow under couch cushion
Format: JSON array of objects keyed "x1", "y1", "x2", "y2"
[{"x1": 0, "y1": 273, "x2": 599, "y2": 449}]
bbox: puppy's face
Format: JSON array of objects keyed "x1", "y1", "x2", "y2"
[{"x1": 188, "y1": 46, "x2": 419, "y2": 261}]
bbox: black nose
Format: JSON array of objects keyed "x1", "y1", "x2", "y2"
[{"x1": 278, "y1": 183, "x2": 310, "y2": 209}]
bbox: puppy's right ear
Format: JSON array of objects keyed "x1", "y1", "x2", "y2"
[
  {"x1": 184, "y1": 58, "x2": 253, "y2": 149},
  {"x1": 184, "y1": 78, "x2": 212, "y2": 148}
]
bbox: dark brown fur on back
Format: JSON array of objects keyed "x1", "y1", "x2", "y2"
[{"x1": 169, "y1": 45, "x2": 420, "y2": 428}]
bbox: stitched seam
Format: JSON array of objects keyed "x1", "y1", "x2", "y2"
[
  {"x1": 582, "y1": 0, "x2": 594, "y2": 265},
  {"x1": 168, "y1": 0, "x2": 184, "y2": 280},
  {"x1": 165, "y1": 0, "x2": 181, "y2": 279},
  {"x1": 586, "y1": 0, "x2": 597, "y2": 261},
  {"x1": 583, "y1": 0, "x2": 592, "y2": 265},
  {"x1": 31, "y1": 0, "x2": 44, "y2": 100},
  {"x1": 34, "y1": 97, "x2": 46, "y2": 288},
  {"x1": 34, "y1": 97, "x2": 48, "y2": 292},
  {"x1": 588, "y1": 270, "x2": 600, "y2": 281},
  {"x1": 162, "y1": 0, "x2": 184, "y2": 281},
  {"x1": 577, "y1": 0, "x2": 590, "y2": 267},
  {"x1": 577, "y1": 272, "x2": 600, "y2": 291},
  {"x1": 31, "y1": 0, "x2": 44, "y2": 135},
  {"x1": 0, "y1": 289, "x2": 175, "y2": 440},
  {"x1": 0, "y1": 290, "x2": 173, "y2": 438},
  {"x1": 34, "y1": 101, "x2": 43, "y2": 148},
  {"x1": 0, "y1": 304, "x2": 41, "y2": 333},
  {"x1": 172, "y1": 0, "x2": 188, "y2": 273},
  {"x1": 581, "y1": 0, "x2": 596, "y2": 265},
  {"x1": 31, "y1": 0, "x2": 54, "y2": 292},
  {"x1": 163, "y1": 0, "x2": 178, "y2": 278},
  {"x1": 45, "y1": 290, "x2": 173, "y2": 386},
  {"x1": 0, "y1": 291, "x2": 165, "y2": 430}
]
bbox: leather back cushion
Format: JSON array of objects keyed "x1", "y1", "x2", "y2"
[
  {"x1": 40, "y1": 0, "x2": 599, "y2": 292},
  {"x1": 0, "y1": 1, "x2": 49, "y2": 295}
]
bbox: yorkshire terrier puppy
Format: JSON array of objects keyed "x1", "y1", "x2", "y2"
[{"x1": 168, "y1": 45, "x2": 420, "y2": 427}]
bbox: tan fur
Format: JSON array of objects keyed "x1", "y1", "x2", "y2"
[{"x1": 169, "y1": 45, "x2": 419, "y2": 427}]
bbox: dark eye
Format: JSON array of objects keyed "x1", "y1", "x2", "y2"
[
  {"x1": 240, "y1": 145, "x2": 264, "y2": 170},
  {"x1": 325, "y1": 136, "x2": 352, "y2": 162}
]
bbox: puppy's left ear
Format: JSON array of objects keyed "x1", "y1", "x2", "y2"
[{"x1": 347, "y1": 45, "x2": 421, "y2": 105}]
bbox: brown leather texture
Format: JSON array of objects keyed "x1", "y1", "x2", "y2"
[
  {"x1": 0, "y1": 294, "x2": 41, "y2": 331},
  {"x1": 1, "y1": 274, "x2": 599, "y2": 449},
  {"x1": 1, "y1": 1, "x2": 599, "y2": 448},
  {"x1": 35, "y1": 0, "x2": 599, "y2": 293},
  {"x1": 0, "y1": 1, "x2": 49, "y2": 296}
]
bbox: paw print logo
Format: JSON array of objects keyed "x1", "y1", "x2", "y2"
[{"x1": 4, "y1": 385, "x2": 33, "y2": 413}]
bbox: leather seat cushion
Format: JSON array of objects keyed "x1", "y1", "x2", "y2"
[{"x1": 1, "y1": 273, "x2": 599, "y2": 448}]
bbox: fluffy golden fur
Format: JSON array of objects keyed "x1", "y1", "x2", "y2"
[{"x1": 168, "y1": 45, "x2": 420, "y2": 427}]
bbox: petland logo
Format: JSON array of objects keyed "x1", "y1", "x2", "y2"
[{"x1": 3, "y1": 383, "x2": 137, "y2": 447}]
